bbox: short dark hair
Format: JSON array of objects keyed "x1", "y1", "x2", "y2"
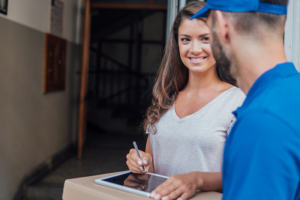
[{"x1": 212, "y1": 0, "x2": 288, "y2": 38}]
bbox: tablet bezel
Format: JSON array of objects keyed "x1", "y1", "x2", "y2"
[{"x1": 94, "y1": 171, "x2": 168, "y2": 198}]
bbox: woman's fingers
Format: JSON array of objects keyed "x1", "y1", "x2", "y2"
[
  {"x1": 126, "y1": 149, "x2": 150, "y2": 173},
  {"x1": 159, "y1": 183, "x2": 181, "y2": 200},
  {"x1": 129, "y1": 155, "x2": 147, "y2": 172},
  {"x1": 126, "y1": 151, "x2": 140, "y2": 172},
  {"x1": 152, "y1": 174, "x2": 198, "y2": 200},
  {"x1": 151, "y1": 178, "x2": 174, "y2": 199},
  {"x1": 129, "y1": 148, "x2": 143, "y2": 163},
  {"x1": 163, "y1": 186, "x2": 185, "y2": 200},
  {"x1": 176, "y1": 192, "x2": 191, "y2": 200},
  {"x1": 128, "y1": 155, "x2": 141, "y2": 168},
  {"x1": 126, "y1": 163, "x2": 141, "y2": 173},
  {"x1": 127, "y1": 158, "x2": 144, "y2": 173},
  {"x1": 130, "y1": 149, "x2": 151, "y2": 169},
  {"x1": 160, "y1": 186, "x2": 193, "y2": 200},
  {"x1": 141, "y1": 153, "x2": 152, "y2": 167},
  {"x1": 129, "y1": 149, "x2": 150, "y2": 164}
]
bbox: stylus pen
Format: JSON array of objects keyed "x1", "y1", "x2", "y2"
[{"x1": 133, "y1": 141, "x2": 145, "y2": 171}]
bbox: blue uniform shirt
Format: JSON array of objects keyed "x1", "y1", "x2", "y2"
[{"x1": 222, "y1": 62, "x2": 300, "y2": 200}]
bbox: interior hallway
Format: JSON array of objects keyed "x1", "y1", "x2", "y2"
[{"x1": 24, "y1": 123, "x2": 147, "y2": 200}]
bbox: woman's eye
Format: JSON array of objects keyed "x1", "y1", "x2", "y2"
[
  {"x1": 181, "y1": 38, "x2": 190, "y2": 42},
  {"x1": 202, "y1": 37, "x2": 209, "y2": 42}
]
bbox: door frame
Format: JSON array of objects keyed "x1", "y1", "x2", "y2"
[{"x1": 78, "y1": 0, "x2": 91, "y2": 159}]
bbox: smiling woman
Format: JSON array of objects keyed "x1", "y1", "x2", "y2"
[
  {"x1": 125, "y1": 2, "x2": 245, "y2": 200},
  {"x1": 143, "y1": 2, "x2": 237, "y2": 132}
]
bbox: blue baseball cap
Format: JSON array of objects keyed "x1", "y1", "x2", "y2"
[{"x1": 191, "y1": 0, "x2": 287, "y2": 19}]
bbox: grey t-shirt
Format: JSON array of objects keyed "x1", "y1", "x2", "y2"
[{"x1": 147, "y1": 87, "x2": 245, "y2": 177}]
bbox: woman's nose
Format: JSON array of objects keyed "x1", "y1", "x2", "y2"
[{"x1": 190, "y1": 42, "x2": 203, "y2": 55}]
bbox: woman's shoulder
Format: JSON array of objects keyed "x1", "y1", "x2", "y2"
[
  {"x1": 227, "y1": 86, "x2": 244, "y2": 96},
  {"x1": 219, "y1": 81, "x2": 245, "y2": 99},
  {"x1": 224, "y1": 86, "x2": 246, "y2": 106}
]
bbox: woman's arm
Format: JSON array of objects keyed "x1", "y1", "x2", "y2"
[
  {"x1": 195, "y1": 171, "x2": 222, "y2": 192},
  {"x1": 145, "y1": 135, "x2": 155, "y2": 173}
]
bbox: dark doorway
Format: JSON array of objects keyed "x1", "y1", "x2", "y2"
[{"x1": 86, "y1": 8, "x2": 166, "y2": 139}]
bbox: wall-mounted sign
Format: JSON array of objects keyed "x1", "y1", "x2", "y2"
[
  {"x1": 43, "y1": 34, "x2": 67, "y2": 93},
  {"x1": 51, "y1": 0, "x2": 64, "y2": 37},
  {"x1": 0, "y1": 0, "x2": 8, "y2": 15}
]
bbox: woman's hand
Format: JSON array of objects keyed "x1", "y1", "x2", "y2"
[
  {"x1": 150, "y1": 171, "x2": 222, "y2": 200},
  {"x1": 126, "y1": 148, "x2": 153, "y2": 174},
  {"x1": 150, "y1": 172, "x2": 201, "y2": 200}
]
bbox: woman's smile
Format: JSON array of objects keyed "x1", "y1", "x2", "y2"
[{"x1": 188, "y1": 56, "x2": 208, "y2": 64}]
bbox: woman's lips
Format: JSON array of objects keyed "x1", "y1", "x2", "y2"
[{"x1": 188, "y1": 57, "x2": 207, "y2": 64}]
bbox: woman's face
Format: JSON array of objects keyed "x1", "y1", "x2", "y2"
[{"x1": 178, "y1": 18, "x2": 216, "y2": 74}]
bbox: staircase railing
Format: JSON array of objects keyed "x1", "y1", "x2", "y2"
[{"x1": 88, "y1": 50, "x2": 154, "y2": 108}]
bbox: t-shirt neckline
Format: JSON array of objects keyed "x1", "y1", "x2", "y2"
[{"x1": 172, "y1": 87, "x2": 236, "y2": 123}]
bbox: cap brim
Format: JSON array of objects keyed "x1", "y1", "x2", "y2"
[{"x1": 190, "y1": 6, "x2": 209, "y2": 19}]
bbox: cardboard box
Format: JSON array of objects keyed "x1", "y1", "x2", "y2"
[{"x1": 63, "y1": 171, "x2": 222, "y2": 200}]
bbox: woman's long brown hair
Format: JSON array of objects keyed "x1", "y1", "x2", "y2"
[{"x1": 143, "y1": 1, "x2": 235, "y2": 134}]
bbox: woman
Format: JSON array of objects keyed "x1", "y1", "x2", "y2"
[{"x1": 126, "y1": 1, "x2": 245, "y2": 199}]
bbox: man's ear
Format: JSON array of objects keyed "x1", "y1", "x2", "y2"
[{"x1": 214, "y1": 10, "x2": 230, "y2": 45}]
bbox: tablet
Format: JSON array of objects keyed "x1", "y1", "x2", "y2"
[{"x1": 94, "y1": 171, "x2": 169, "y2": 197}]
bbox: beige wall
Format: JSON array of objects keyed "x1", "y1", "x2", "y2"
[
  {"x1": 0, "y1": 0, "x2": 84, "y2": 44},
  {"x1": 0, "y1": 0, "x2": 82, "y2": 199}
]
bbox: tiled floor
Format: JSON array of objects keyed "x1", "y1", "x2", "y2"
[{"x1": 24, "y1": 126, "x2": 147, "y2": 200}]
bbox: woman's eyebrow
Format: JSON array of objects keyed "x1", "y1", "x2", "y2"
[
  {"x1": 199, "y1": 33, "x2": 210, "y2": 37},
  {"x1": 179, "y1": 33, "x2": 210, "y2": 37},
  {"x1": 179, "y1": 34, "x2": 191, "y2": 37}
]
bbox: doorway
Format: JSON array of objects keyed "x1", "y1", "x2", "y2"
[{"x1": 86, "y1": 8, "x2": 166, "y2": 137}]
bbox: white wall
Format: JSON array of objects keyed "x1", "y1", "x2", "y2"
[
  {"x1": 0, "y1": 0, "x2": 84, "y2": 44},
  {"x1": 284, "y1": 0, "x2": 300, "y2": 71}
]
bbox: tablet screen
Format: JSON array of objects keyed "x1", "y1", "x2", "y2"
[{"x1": 102, "y1": 172, "x2": 167, "y2": 193}]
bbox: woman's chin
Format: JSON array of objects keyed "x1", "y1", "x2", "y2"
[{"x1": 186, "y1": 65, "x2": 207, "y2": 73}]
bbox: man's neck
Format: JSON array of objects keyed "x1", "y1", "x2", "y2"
[{"x1": 232, "y1": 38, "x2": 287, "y2": 94}]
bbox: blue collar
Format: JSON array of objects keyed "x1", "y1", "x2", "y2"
[{"x1": 233, "y1": 62, "x2": 297, "y2": 117}]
